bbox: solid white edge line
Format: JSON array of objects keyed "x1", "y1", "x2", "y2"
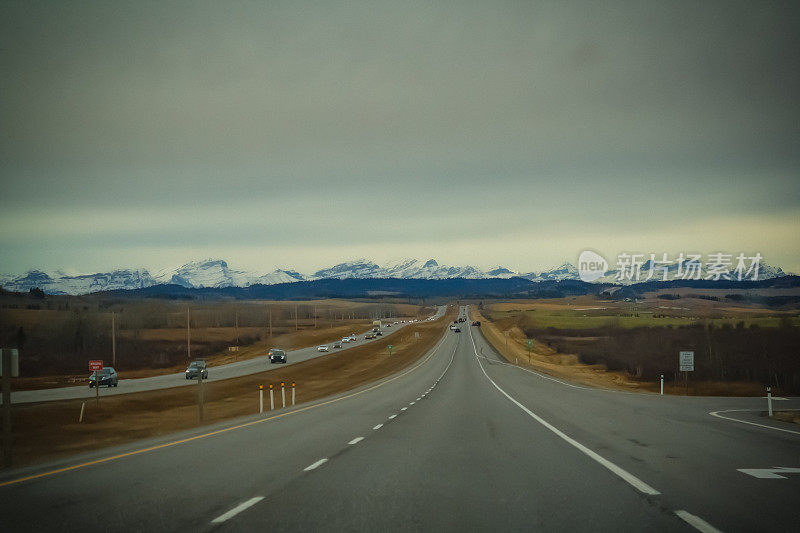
[
  {"x1": 210, "y1": 497, "x2": 265, "y2": 523},
  {"x1": 674, "y1": 510, "x2": 722, "y2": 533},
  {"x1": 468, "y1": 322, "x2": 661, "y2": 496},
  {"x1": 709, "y1": 409, "x2": 800, "y2": 436},
  {"x1": 303, "y1": 458, "x2": 328, "y2": 471},
  {"x1": 348, "y1": 437, "x2": 364, "y2": 445},
  {"x1": 373, "y1": 424, "x2": 383, "y2": 430}
]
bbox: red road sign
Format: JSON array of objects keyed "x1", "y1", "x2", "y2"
[{"x1": 89, "y1": 360, "x2": 103, "y2": 372}]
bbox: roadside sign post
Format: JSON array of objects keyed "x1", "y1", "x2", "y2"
[
  {"x1": 679, "y1": 351, "x2": 694, "y2": 396},
  {"x1": 292, "y1": 382, "x2": 295, "y2": 406},
  {"x1": 388, "y1": 345, "x2": 392, "y2": 356},
  {"x1": 89, "y1": 360, "x2": 103, "y2": 406},
  {"x1": 660, "y1": 375, "x2": 664, "y2": 396},
  {"x1": 281, "y1": 382, "x2": 285, "y2": 408},
  {"x1": 527, "y1": 339, "x2": 533, "y2": 363},
  {"x1": 2, "y1": 348, "x2": 19, "y2": 468},
  {"x1": 767, "y1": 387, "x2": 773, "y2": 417}
]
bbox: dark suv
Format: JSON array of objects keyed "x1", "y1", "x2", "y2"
[
  {"x1": 89, "y1": 367, "x2": 118, "y2": 388},
  {"x1": 269, "y1": 349, "x2": 287, "y2": 364},
  {"x1": 185, "y1": 360, "x2": 208, "y2": 380}
]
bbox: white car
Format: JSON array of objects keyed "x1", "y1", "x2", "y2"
[
  {"x1": 341, "y1": 337, "x2": 351, "y2": 343},
  {"x1": 348, "y1": 334, "x2": 357, "y2": 342},
  {"x1": 317, "y1": 345, "x2": 329, "y2": 352}
]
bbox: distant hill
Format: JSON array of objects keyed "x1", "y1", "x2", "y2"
[{"x1": 95, "y1": 275, "x2": 799, "y2": 301}]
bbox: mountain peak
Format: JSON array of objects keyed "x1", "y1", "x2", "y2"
[{"x1": 1, "y1": 257, "x2": 789, "y2": 295}]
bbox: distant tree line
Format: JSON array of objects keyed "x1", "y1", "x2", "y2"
[{"x1": 525, "y1": 322, "x2": 800, "y2": 393}]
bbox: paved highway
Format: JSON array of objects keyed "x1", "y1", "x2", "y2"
[
  {"x1": 1, "y1": 305, "x2": 798, "y2": 531},
  {"x1": 8, "y1": 306, "x2": 446, "y2": 404}
]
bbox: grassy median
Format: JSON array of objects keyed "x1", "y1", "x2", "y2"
[{"x1": 8, "y1": 306, "x2": 456, "y2": 467}]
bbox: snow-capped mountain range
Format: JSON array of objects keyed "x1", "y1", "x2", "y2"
[{"x1": 0, "y1": 258, "x2": 787, "y2": 295}]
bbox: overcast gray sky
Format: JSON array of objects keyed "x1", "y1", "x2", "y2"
[{"x1": 2, "y1": 0, "x2": 799, "y2": 275}]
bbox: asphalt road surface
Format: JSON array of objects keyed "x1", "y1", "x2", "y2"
[
  {"x1": 1, "y1": 305, "x2": 798, "y2": 532},
  {"x1": 8, "y1": 306, "x2": 446, "y2": 405}
]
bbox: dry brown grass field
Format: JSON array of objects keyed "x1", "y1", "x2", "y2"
[
  {"x1": 0, "y1": 293, "x2": 432, "y2": 388},
  {"x1": 8, "y1": 307, "x2": 455, "y2": 467},
  {"x1": 473, "y1": 292, "x2": 799, "y2": 396}
]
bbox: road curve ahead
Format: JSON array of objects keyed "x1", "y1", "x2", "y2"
[
  {"x1": 9, "y1": 305, "x2": 446, "y2": 405},
  {"x1": 1, "y1": 306, "x2": 798, "y2": 531}
]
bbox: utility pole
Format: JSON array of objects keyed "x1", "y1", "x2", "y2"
[
  {"x1": 197, "y1": 368, "x2": 204, "y2": 422},
  {"x1": 235, "y1": 310, "x2": 239, "y2": 346},
  {"x1": 314, "y1": 305, "x2": 317, "y2": 328},
  {"x1": 2, "y1": 349, "x2": 15, "y2": 468},
  {"x1": 268, "y1": 306, "x2": 273, "y2": 338},
  {"x1": 187, "y1": 307, "x2": 191, "y2": 361},
  {"x1": 111, "y1": 312, "x2": 116, "y2": 368},
  {"x1": 295, "y1": 305, "x2": 298, "y2": 331}
]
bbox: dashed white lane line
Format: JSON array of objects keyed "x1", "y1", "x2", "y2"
[
  {"x1": 373, "y1": 424, "x2": 383, "y2": 430},
  {"x1": 348, "y1": 437, "x2": 364, "y2": 445},
  {"x1": 388, "y1": 414, "x2": 397, "y2": 419},
  {"x1": 416, "y1": 397, "x2": 421, "y2": 401},
  {"x1": 303, "y1": 458, "x2": 328, "y2": 471},
  {"x1": 401, "y1": 407, "x2": 408, "y2": 411},
  {"x1": 211, "y1": 497, "x2": 264, "y2": 523},
  {"x1": 410, "y1": 401, "x2": 416, "y2": 405},
  {"x1": 674, "y1": 510, "x2": 722, "y2": 533}
]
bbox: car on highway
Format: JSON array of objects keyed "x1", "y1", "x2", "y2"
[
  {"x1": 453, "y1": 327, "x2": 461, "y2": 333},
  {"x1": 333, "y1": 341, "x2": 343, "y2": 348},
  {"x1": 375, "y1": 330, "x2": 383, "y2": 336},
  {"x1": 185, "y1": 360, "x2": 208, "y2": 380},
  {"x1": 341, "y1": 337, "x2": 351, "y2": 343},
  {"x1": 317, "y1": 345, "x2": 329, "y2": 352},
  {"x1": 89, "y1": 367, "x2": 118, "y2": 388},
  {"x1": 365, "y1": 333, "x2": 376, "y2": 340},
  {"x1": 348, "y1": 334, "x2": 357, "y2": 342},
  {"x1": 471, "y1": 321, "x2": 481, "y2": 326},
  {"x1": 269, "y1": 349, "x2": 287, "y2": 364},
  {"x1": 385, "y1": 323, "x2": 392, "y2": 328}
]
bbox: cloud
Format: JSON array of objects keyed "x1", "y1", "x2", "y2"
[{"x1": 1, "y1": 1, "x2": 798, "y2": 273}]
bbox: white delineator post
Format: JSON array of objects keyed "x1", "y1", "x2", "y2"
[
  {"x1": 292, "y1": 382, "x2": 296, "y2": 406},
  {"x1": 269, "y1": 384, "x2": 274, "y2": 410},
  {"x1": 660, "y1": 375, "x2": 664, "y2": 396},
  {"x1": 281, "y1": 382, "x2": 286, "y2": 408},
  {"x1": 767, "y1": 386, "x2": 773, "y2": 417},
  {"x1": 259, "y1": 385, "x2": 264, "y2": 414}
]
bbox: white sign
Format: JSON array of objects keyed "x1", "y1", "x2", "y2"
[
  {"x1": 0, "y1": 348, "x2": 19, "y2": 378},
  {"x1": 679, "y1": 351, "x2": 694, "y2": 372}
]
